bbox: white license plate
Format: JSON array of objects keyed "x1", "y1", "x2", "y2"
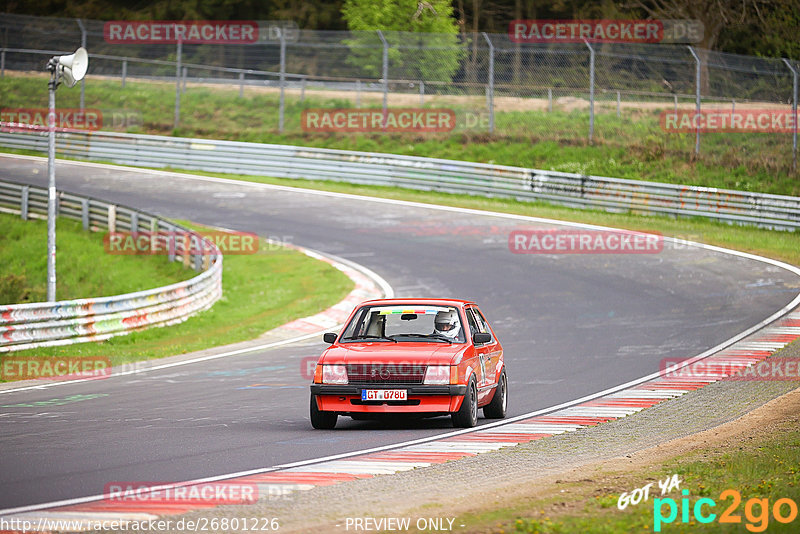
[{"x1": 361, "y1": 389, "x2": 407, "y2": 401}]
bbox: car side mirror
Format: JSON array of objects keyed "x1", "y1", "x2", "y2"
[
  {"x1": 473, "y1": 332, "x2": 491, "y2": 344},
  {"x1": 323, "y1": 332, "x2": 337, "y2": 344}
]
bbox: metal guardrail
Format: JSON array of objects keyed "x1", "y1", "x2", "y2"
[
  {"x1": 0, "y1": 179, "x2": 222, "y2": 352},
  {"x1": 1, "y1": 129, "x2": 799, "y2": 230}
]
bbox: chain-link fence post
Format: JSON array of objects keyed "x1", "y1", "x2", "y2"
[
  {"x1": 121, "y1": 58, "x2": 126, "y2": 88},
  {"x1": 76, "y1": 19, "x2": 86, "y2": 109},
  {"x1": 783, "y1": 59, "x2": 798, "y2": 172},
  {"x1": 482, "y1": 32, "x2": 494, "y2": 134},
  {"x1": 584, "y1": 40, "x2": 595, "y2": 143},
  {"x1": 1, "y1": 48, "x2": 5, "y2": 78},
  {"x1": 279, "y1": 28, "x2": 286, "y2": 132},
  {"x1": 173, "y1": 39, "x2": 182, "y2": 129},
  {"x1": 688, "y1": 46, "x2": 701, "y2": 157},
  {"x1": 377, "y1": 30, "x2": 388, "y2": 121}
]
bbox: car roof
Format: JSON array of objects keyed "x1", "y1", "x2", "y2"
[{"x1": 359, "y1": 298, "x2": 476, "y2": 308}]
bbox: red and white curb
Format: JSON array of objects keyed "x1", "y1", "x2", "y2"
[
  {"x1": 4, "y1": 310, "x2": 798, "y2": 531},
  {"x1": 261, "y1": 245, "x2": 389, "y2": 336}
]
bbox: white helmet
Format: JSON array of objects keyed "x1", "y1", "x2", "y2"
[{"x1": 434, "y1": 309, "x2": 460, "y2": 339}]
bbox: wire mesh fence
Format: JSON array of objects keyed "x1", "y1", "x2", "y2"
[{"x1": 0, "y1": 12, "x2": 797, "y2": 172}]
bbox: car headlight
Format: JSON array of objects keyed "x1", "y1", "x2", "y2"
[
  {"x1": 322, "y1": 364, "x2": 348, "y2": 384},
  {"x1": 423, "y1": 365, "x2": 450, "y2": 385}
]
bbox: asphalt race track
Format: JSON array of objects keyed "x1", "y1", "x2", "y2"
[{"x1": 1, "y1": 154, "x2": 798, "y2": 509}]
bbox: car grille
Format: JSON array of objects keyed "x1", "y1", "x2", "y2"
[{"x1": 346, "y1": 363, "x2": 426, "y2": 384}]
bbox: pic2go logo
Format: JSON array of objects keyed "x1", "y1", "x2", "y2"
[{"x1": 654, "y1": 489, "x2": 799, "y2": 532}]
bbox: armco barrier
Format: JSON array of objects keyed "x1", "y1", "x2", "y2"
[
  {"x1": 0, "y1": 180, "x2": 222, "y2": 352},
  {"x1": 1, "y1": 129, "x2": 799, "y2": 230}
]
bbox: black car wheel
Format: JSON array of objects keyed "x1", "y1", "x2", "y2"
[
  {"x1": 483, "y1": 368, "x2": 507, "y2": 419},
  {"x1": 310, "y1": 394, "x2": 338, "y2": 429},
  {"x1": 452, "y1": 376, "x2": 478, "y2": 428}
]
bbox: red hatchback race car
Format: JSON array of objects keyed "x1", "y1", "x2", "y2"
[{"x1": 309, "y1": 298, "x2": 507, "y2": 429}]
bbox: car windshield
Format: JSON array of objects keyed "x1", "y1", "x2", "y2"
[{"x1": 341, "y1": 305, "x2": 466, "y2": 344}]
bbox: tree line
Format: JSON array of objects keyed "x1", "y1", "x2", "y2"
[{"x1": 2, "y1": 0, "x2": 797, "y2": 59}]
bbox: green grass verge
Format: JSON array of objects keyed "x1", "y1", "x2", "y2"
[
  {"x1": 0, "y1": 212, "x2": 193, "y2": 304},
  {"x1": 1, "y1": 74, "x2": 796, "y2": 195},
  {"x1": 455, "y1": 407, "x2": 800, "y2": 533},
  {"x1": 1, "y1": 216, "x2": 353, "y2": 372}
]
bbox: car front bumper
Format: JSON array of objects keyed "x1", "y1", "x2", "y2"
[{"x1": 310, "y1": 384, "x2": 467, "y2": 413}]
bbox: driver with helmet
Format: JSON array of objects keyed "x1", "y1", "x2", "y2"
[{"x1": 433, "y1": 309, "x2": 461, "y2": 339}]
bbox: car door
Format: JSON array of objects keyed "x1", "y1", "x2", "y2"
[{"x1": 465, "y1": 306, "x2": 496, "y2": 404}]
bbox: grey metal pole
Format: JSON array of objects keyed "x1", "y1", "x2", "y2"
[
  {"x1": 279, "y1": 28, "x2": 286, "y2": 132},
  {"x1": 21, "y1": 186, "x2": 29, "y2": 220},
  {"x1": 378, "y1": 30, "x2": 388, "y2": 123},
  {"x1": 182, "y1": 66, "x2": 187, "y2": 93},
  {"x1": 77, "y1": 19, "x2": 86, "y2": 109},
  {"x1": 548, "y1": 88, "x2": 552, "y2": 112},
  {"x1": 419, "y1": 80, "x2": 424, "y2": 106},
  {"x1": 688, "y1": 46, "x2": 701, "y2": 156},
  {"x1": 482, "y1": 32, "x2": 494, "y2": 134},
  {"x1": 47, "y1": 77, "x2": 57, "y2": 302},
  {"x1": 616, "y1": 91, "x2": 621, "y2": 118},
  {"x1": 300, "y1": 77, "x2": 306, "y2": 103},
  {"x1": 783, "y1": 59, "x2": 798, "y2": 172},
  {"x1": 584, "y1": 40, "x2": 595, "y2": 143},
  {"x1": 239, "y1": 71, "x2": 244, "y2": 98},
  {"x1": 121, "y1": 59, "x2": 127, "y2": 88},
  {"x1": 174, "y1": 40, "x2": 182, "y2": 129},
  {"x1": 356, "y1": 79, "x2": 361, "y2": 108},
  {"x1": 1, "y1": 49, "x2": 5, "y2": 78}
]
